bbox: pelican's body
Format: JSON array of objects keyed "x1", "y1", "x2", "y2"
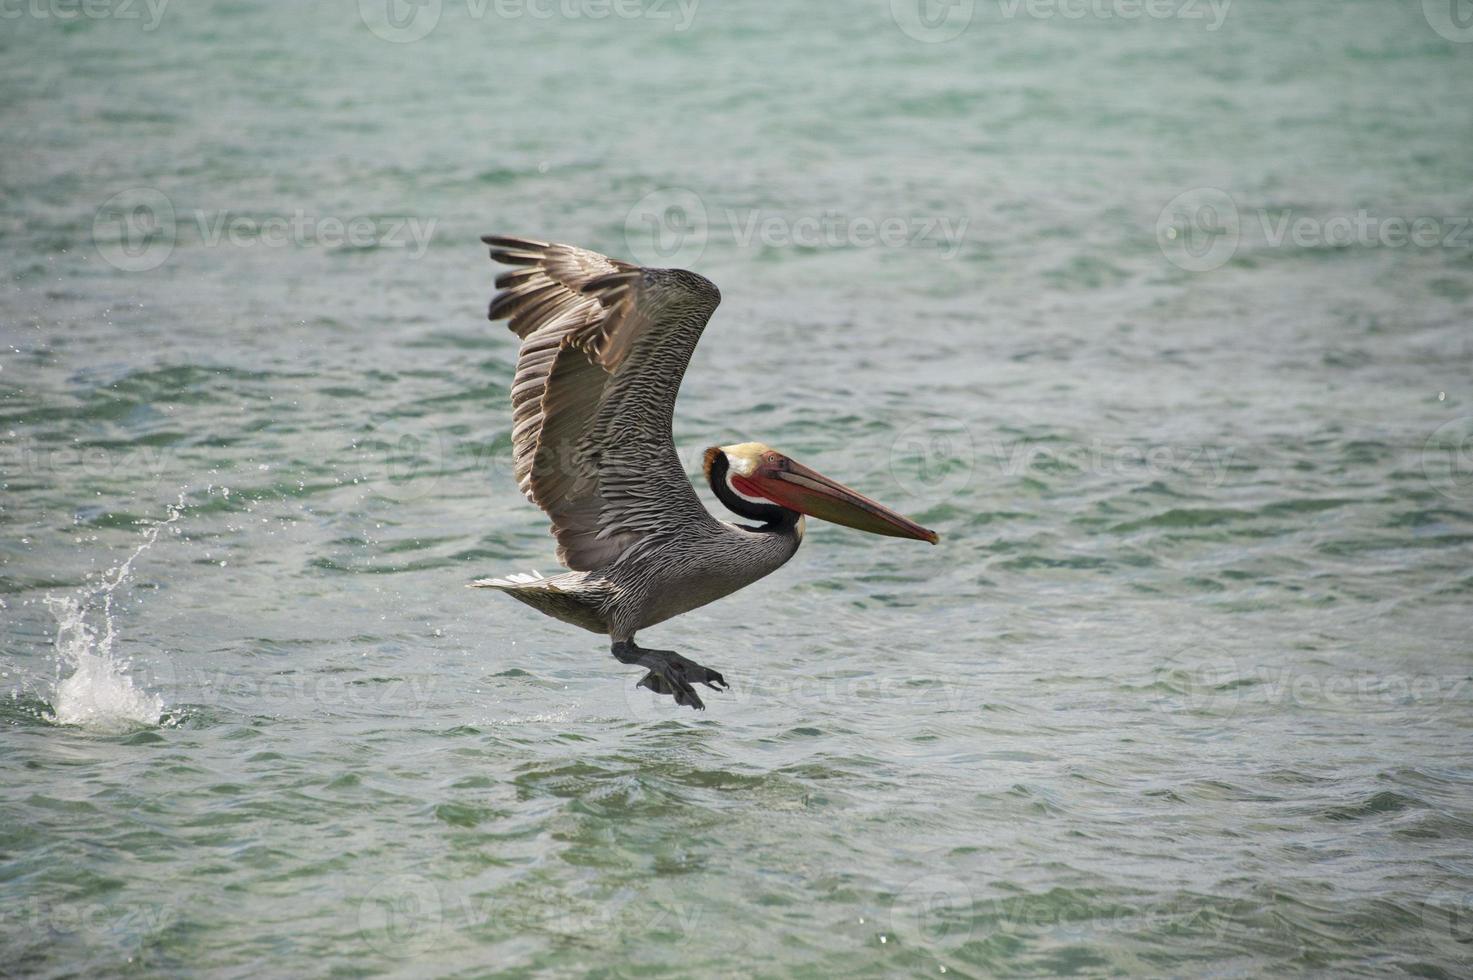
[
  {"x1": 472, "y1": 237, "x2": 936, "y2": 709},
  {"x1": 481, "y1": 504, "x2": 803, "y2": 639}
]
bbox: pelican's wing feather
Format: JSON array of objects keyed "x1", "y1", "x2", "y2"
[{"x1": 484, "y1": 235, "x2": 721, "y2": 571}]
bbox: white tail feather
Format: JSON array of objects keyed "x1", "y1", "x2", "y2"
[{"x1": 470, "y1": 569, "x2": 547, "y2": 589}]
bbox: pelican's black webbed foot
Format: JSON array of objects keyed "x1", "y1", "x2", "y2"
[{"x1": 612, "y1": 640, "x2": 727, "y2": 711}]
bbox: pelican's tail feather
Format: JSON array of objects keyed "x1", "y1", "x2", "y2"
[
  {"x1": 469, "y1": 569, "x2": 611, "y2": 635},
  {"x1": 471, "y1": 569, "x2": 548, "y2": 589}
]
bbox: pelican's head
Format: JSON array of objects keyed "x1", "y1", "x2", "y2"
[{"x1": 702, "y1": 442, "x2": 939, "y2": 544}]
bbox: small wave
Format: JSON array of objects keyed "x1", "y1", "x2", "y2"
[
  {"x1": 1112, "y1": 507, "x2": 1250, "y2": 532},
  {"x1": 1322, "y1": 790, "x2": 1424, "y2": 822}
]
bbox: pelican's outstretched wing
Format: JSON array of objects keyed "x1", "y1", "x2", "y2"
[{"x1": 484, "y1": 235, "x2": 722, "y2": 571}]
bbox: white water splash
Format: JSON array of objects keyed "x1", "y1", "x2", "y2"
[{"x1": 45, "y1": 503, "x2": 182, "y2": 733}]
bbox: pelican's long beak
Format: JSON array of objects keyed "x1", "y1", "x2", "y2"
[{"x1": 733, "y1": 455, "x2": 940, "y2": 544}]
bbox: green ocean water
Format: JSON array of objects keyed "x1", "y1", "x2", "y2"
[{"x1": 3, "y1": 0, "x2": 1473, "y2": 975}]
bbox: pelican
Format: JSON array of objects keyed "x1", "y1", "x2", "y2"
[{"x1": 472, "y1": 236, "x2": 938, "y2": 710}]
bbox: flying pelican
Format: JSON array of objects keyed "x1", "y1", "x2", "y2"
[{"x1": 472, "y1": 236, "x2": 938, "y2": 710}]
